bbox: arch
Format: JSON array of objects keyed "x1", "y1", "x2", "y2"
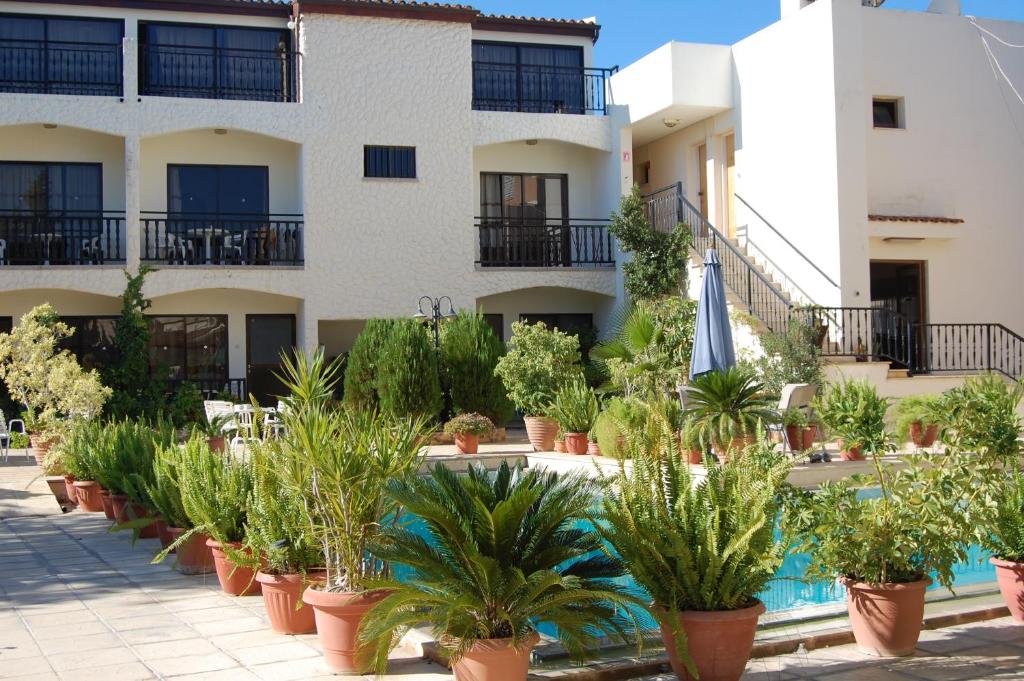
[{"x1": 475, "y1": 285, "x2": 616, "y2": 341}]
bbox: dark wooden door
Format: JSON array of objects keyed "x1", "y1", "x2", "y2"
[{"x1": 245, "y1": 314, "x2": 295, "y2": 405}]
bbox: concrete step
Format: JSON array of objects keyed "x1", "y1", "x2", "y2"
[{"x1": 888, "y1": 368, "x2": 911, "y2": 379}]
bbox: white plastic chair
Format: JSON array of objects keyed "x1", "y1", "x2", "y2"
[
  {"x1": 231, "y1": 404, "x2": 255, "y2": 445},
  {"x1": 1, "y1": 412, "x2": 27, "y2": 463}
]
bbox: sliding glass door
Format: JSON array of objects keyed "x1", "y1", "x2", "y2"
[{"x1": 479, "y1": 173, "x2": 569, "y2": 267}]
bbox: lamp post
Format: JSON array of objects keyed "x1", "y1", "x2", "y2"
[{"x1": 414, "y1": 295, "x2": 456, "y2": 347}]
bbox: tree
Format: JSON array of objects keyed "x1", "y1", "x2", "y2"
[
  {"x1": 439, "y1": 312, "x2": 514, "y2": 426},
  {"x1": 376, "y1": 319, "x2": 443, "y2": 421},
  {"x1": 493, "y1": 321, "x2": 583, "y2": 416},
  {"x1": 608, "y1": 185, "x2": 692, "y2": 301},
  {"x1": 104, "y1": 266, "x2": 166, "y2": 420},
  {"x1": 342, "y1": 318, "x2": 396, "y2": 411}
]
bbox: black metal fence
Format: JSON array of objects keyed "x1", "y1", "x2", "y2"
[
  {"x1": 0, "y1": 38, "x2": 123, "y2": 96},
  {"x1": 141, "y1": 213, "x2": 303, "y2": 265},
  {"x1": 916, "y1": 323, "x2": 1024, "y2": 380},
  {"x1": 139, "y1": 44, "x2": 298, "y2": 102},
  {"x1": 0, "y1": 211, "x2": 125, "y2": 264},
  {"x1": 796, "y1": 306, "x2": 914, "y2": 369},
  {"x1": 476, "y1": 219, "x2": 615, "y2": 268},
  {"x1": 472, "y1": 63, "x2": 615, "y2": 115}
]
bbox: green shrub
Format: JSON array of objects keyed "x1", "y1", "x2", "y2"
[
  {"x1": 814, "y1": 379, "x2": 889, "y2": 453},
  {"x1": 376, "y1": 319, "x2": 443, "y2": 421},
  {"x1": 439, "y1": 312, "x2": 514, "y2": 426},
  {"x1": 608, "y1": 185, "x2": 691, "y2": 300},
  {"x1": 593, "y1": 397, "x2": 648, "y2": 458},
  {"x1": 753, "y1": 318, "x2": 823, "y2": 399},
  {"x1": 443, "y1": 412, "x2": 494, "y2": 437},
  {"x1": 147, "y1": 444, "x2": 190, "y2": 529},
  {"x1": 10, "y1": 431, "x2": 29, "y2": 449},
  {"x1": 176, "y1": 436, "x2": 253, "y2": 544},
  {"x1": 493, "y1": 321, "x2": 583, "y2": 416},
  {"x1": 940, "y1": 374, "x2": 1022, "y2": 458},
  {"x1": 890, "y1": 394, "x2": 944, "y2": 443},
  {"x1": 342, "y1": 319, "x2": 396, "y2": 411},
  {"x1": 170, "y1": 382, "x2": 204, "y2": 428},
  {"x1": 548, "y1": 378, "x2": 600, "y2": 434}
]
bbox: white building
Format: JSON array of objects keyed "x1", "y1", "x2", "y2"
[
  {"x1": 613, "y1": 0, "x2": 1024, "y2": 390},
  {"x1": 0, "y1": 0, "x2": 630, "y2": 402}
]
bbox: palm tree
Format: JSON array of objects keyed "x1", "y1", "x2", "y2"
[
  {"x1": 590, "y1": 302, "x2": 681, "y2": 398},
  {"x1": 357, "y1": 461, "x2": 641, "y2": 673},
  {"x1": 687, "y1": 366, "x2": 777, "y2": 449}
]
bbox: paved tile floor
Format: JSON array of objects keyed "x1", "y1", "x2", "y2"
[{"x1": 2, "y1": 456, "x2": 1024, "y2": 680}]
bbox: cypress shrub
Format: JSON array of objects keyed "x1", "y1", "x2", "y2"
[
  {"x1": 342, "y1": 318, "x2": 396, "y2": 411},
  {"x1": 377, "y1": 319, "x2": 443, "y2": 421},
  {"x1": 439, "y1": 312, "x2": 514, "y2": 427}
]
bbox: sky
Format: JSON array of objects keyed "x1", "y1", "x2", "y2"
[{"x1": 469, "y1": 1, "x2": 1024, "y2": 69}]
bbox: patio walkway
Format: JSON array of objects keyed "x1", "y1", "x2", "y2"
[
  {"x1": 0, "y1": 453, "x2": 62, "y2": 519},
  {"x1": 1, "y1": 457, "x2": 1023, "y2": 680}
]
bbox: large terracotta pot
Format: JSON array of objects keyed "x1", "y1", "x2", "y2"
[
  {"x1": 258, "y1": 571, "x2": 326, "y2": 634},
  {"x1": 991, "y1": 558, "x2": 1024, "y2": 623},
  {"x1": 659, "y1": 601, "x2": 765, "y2": 681},
  {"x1": 802, "y1": 426, "x2": 818, "y2": 451},
  {"x1": 717, "y1": 435, "x2": 756, "y2": 462},
  {"x1": 686, "y1": 448, "x2": 704, "y2": 465},
  {"x1": 785, "y1": 426, "x2": 817, "y2": 452},
  {"x1": 207, "y1": 436, "x2": 227, "y2": 453},
  {"x1": 29, "y1": 434, "x2": 57, "y2": 467},
  {"x1": 110, "y1": 493, "x2": 130, "y2": 523},
  {"x1": 523, "y1": 416, "x2": 558, "y2": 452},
  {"x1": 842, "y1": 577, "x2": 930, "y2": 656},
  {"x1": 167, "y1": 528, "x2": 214, "y2": 575},
  {"x1": 837, "y1": 440, "x2": 865, "y2": 461},
  {"x1": 72, "y1": 480, "x2": 105, "y2": 512},
  {"x1": 587, "y1": 440, "x2": 601, "y2": 456},
  {"x1": 207, "y1": 539, "x2": 261, "y2": 596},
  {"x1": 100, "y1": 489, "x2": 115, "y2": 520},
  {"x1": 910, "y1": 422, "x2": 939, "y2": 448},
  {"x1": 453, "y1": 632, "x2": 540, "y2": 681},
  {"x1": 63, "y1": 475, "x2": 77, "y2": 504},
  {"x1": 45, "y1": 476, "x2": 70, "y2": 505},
  {"x1": 156, "y1": 519, "x2": 174, "y2": 551},
  {"x1": 127, "y1": 503, "x2": 159, "y2": 539},
  {"x1": 303, "y1": 587, "x2": 389, "y2": 673},
  {"x1": 455, "y1": 433, "x2": 479, "y2": 455},
  {"x1": 563, "y1": 432, "x2": 589, "y2": 455}
]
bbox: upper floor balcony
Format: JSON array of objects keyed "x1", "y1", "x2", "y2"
[
  {"x1": 141, "y1": 212, "x2": 303, "y2": 266},
  {"x1": 475, "y1": 218, "x2": 614, "y2": 268},
  {"x1": 0, "y1": 210, "x2": 125, "y2": 265}
]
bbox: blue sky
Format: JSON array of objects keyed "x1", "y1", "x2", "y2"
[{"x1": 471, "y1": 1, "x2": 1024, "y2": 69}]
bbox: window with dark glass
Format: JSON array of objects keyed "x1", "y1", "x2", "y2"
[
  {"x1": 873, "y1": 98, "x2": 902, "y2": 129},
  {"x1": 363, "y1": 146, "x2": 416, "y2": 179},
  {"x1": 479, "y1": 173, "x2": 570, "y2": 267},
  {"x1": 482, "y1": 313, "x2": 504, "y2": 341},
  {"x1": 139, "y1": 22, "x2": 293, "y2": 102},
  {"x1": 0, "y1": 14, "x2": 123, "y2": 96},
  {"x1": 472, "y1": 41, "x2": 585, "y2": 114},
  {"x1": 149, "y1": 315, "x2": 228, "y2": 383},
  {"x1": 58, "y1": 316, "x2": 117, "y2": 372},
  {"x1": 167, "y1": 165, "x2": 269, "y2": 216}
]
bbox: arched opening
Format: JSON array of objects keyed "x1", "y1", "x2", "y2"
[{"x1": 475, "y1": 286, "x2": 613, "y2": 346}]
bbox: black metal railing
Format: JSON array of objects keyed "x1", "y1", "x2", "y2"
[
  {"x1": 916, "y1": 323, "x2": 1024, "y2": 380},
  {"x1": 141, "y1": 212, "x2": 303, "y2": 266},
  {"x1": 797, "y1": 306, "x2": 914, "y2": 369},
  {"x1": 0, "y1": 38, "x2": 122, "y2": 96},
  {"x1": 167, "y1": 377, "x2": 247, "y2": 401},
  {"x1": 471, "y1": 62, "x2": 615, "y2": 115},
  {"x1": 139, "y1": 44, "x2": 298, "y2": 102},
  {"x1": 0, "y1": 211, "x2": 125, "y2": 265},
  {"x1": 475, "y1": 219, "x2": 615, "y2": 268}
]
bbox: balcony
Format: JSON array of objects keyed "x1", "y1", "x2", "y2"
[
  {"x1": 0, "y1": 211, "x2": 126, "y2": 265},
  {"x1": 0, "y1": 38, "x2": 123, "y2": 96},
  {"x1": 471, "y1": 63, "x2": 615, "y2": 116},
  {"x1": 139, "y1": 44, "x2": 298, "y2": 103},
  {"x1": 476, "y1": 219, "x2": 615, "y2": 268},
  {"x1": 140, "y1": 213, "x2": 303, "y2": 266}
]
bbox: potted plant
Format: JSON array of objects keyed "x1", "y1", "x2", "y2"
[
  {"x1": 782, "y1": 408, "x2": 816, "y2": 452},
  {"x1": 600, "y1": 409, "x2": 789, "y2": 681},
  {"x1": 686, "y1": 367, "x2": 777, "y2": 461},
  {"x1": 109, "y1": 418, "x2": 175, "y2": 541},
  {"x1": 814, "y1": 379, "x2": 888, "y2": 461},
  {"x1": 548, "y1": 378, "x2": 600, "y2": 455},
  {"x1": 891, "y1": 394, "x2": 944, "y2": 448},
  {"x1": 41, "y1": 443, "x2": 72, "y2": 507},
  {"x1": 152, "y1": 438, "x2": 217, "y2": 575},
  {"x1": 359, "y1": 461, "x2": 640, "y2": 681},
  {"x1": 443, "y1": 413, "x2": 494, "y2": 455},
  {"x1": 195, "y1": 413, "x2": 233, "y2": 453},
  {"x1": 981, "y1": 471, "x2": 1024, "y2": 623},
  {"x1": 553, "y1": 431, "x2": 566, "y2": 453},
  {"x1": 940, "y1": 374, "x2": 1023, "y2": 458},
  {"x1": 63, "y1": 419, "x2": 107, "y2": 513},
  {"x1": 592, "y1": 397, "x2": 649, "y2": 458},
  {"x1": 494, "y1": 321, "x2": 583, "y2": 452},
  {"x1": 276, "y1": 403, "x2": 428, "y2": 673},
  {"x1": 679, "y1": 415, "x2": 704, "y2": 464},
  {"x1": 587, "y1": 429, "x2": 601, "y2": 455},
  {"x1": 784, "y1": 413, "x2": 985, "y2": 657}
]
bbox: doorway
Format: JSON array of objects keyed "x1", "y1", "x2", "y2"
[
  {"x1": 697, "y1": 143, "x2": 708, "y2": 217},
  {"x1": 870, "y1": 261, "x2": 926, "y2": 324},
  {"x1": 246, "y1": 314, "x2": 295, "y2": 405}
]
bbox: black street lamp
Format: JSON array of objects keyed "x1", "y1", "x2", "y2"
[{"x1": 414, "y1": 295, "x2": 456, "y2": 347}]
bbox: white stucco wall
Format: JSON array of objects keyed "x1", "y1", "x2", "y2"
[{"x1": 475, "y1": 286, "x2": 614, "y2": 341}]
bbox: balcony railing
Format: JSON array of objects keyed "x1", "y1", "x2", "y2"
[
  {"x1": 166, "y1": 377, "x2": 248, "y2": 402},
  {"x1": 476, "y1": 219, "x2": 615, "y2": 268},
  {"x1": 0, "y1": 211, "x2": 125, "y2": 265},
  {"x1": 141, "y1": 213, "x2": 303, "y2": 266},
  {"x1": 0, "y1": 38, "x2": 123, "y2": 96},
  {"x1": 139, "y1": 44, "x2": 298, "y2": 102},
  {"x1": 472, "y1": 62, "x2": 615, "y2": 115}
]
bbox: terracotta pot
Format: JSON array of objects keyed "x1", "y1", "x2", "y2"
[
  {"x1": 837, "y1": 440, "x2": 865, "y2": 461},
  {"x1": 717, "y1": 435, "x2": 756, "y2": 462},
  {"x1": 587, "y1": 440, "x2": 601, "y2": 456},
  {"x1": 842, "y1": 577, "x2": 930, "y2": 656},
  {"x1": 72, "y1": 480, "x2": 105, "y2": 513},
  {"x1": 455, "y1": 433, "x2": 479, "y2": 455},
  {"x1": 100, "y1": 489, "x2": 115, "y2": 520},
  {"x1": 110, "y1": 493, "x2": 130, "y2": 523},
  {"x1": 303, "y1": 587, "x2": 389, "y2": 673},
  {"x1": 207, "y1": 539, "x2": 261, "y2": 596},
  {"x1": 785, "y1": 426, "x2": 817, "y2": 452},
  {"x1": 553, "y1": 440, "x2": 567, "y2": 453},
  {"x1": 257, "y1": 570, "x2": 327, "y2": 634},
  {"x1": 156, "y1": 519, "x2": 175, "y2": 551},
  {"x1": 659, "y1": 600, "x2": 766, "y2": 681},
  {"x1": 29, "y1": 434, "x2": 57, "y2": 466},
  {"x1": 125, "y1": 503, "x2": 159, "y2": 539},
  {"x1": 910, "y1": 422, "x2": 939, "y2": 448},
  {"x1": 563, "y1": 432, "x2": 589, "y2": 455},
  {"x1": 208, "y1": 436, "x2": 227, "y2": 453},
  {"x1": 523, "y1": 416, "x2": 558, "y2": 452},
  {"x1": 991, "y1": 558, "x2": 1024, "y2": 623},
  {"x1": 64, "y1": 475, "x2": 78, "y2": 504},
  {"x1": 45, "y1": 476, "x2": 70, "y2": 505},
  {"x1": 686, "y1": 448, "x2": 704, "y2": 465},
  {"x1": 802, "y1": 426, "x2": 817, "y2": 451},
  {"x1": 453, "y1": 632, "x2": 540, "y2": 681},
  {"x1": 167, "y1": 528, "x2": 215, "y2": 575}
]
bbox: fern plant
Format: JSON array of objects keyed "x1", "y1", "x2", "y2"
[
  {"x1": 686, "y1": 367, "x2": 777, "y2": 448},
  {"x1": 547, "y1": 378, "x2": 600, "y2": 434},
  {"x1": 981, "y1": 471, "x2": 1024, "y2": 562},
  {"x1": 358, "y1": 461, "x2": 642, "y2": 674},
  {"x1": 146, "y1": 444, "x2": 190, "y2": 529}
]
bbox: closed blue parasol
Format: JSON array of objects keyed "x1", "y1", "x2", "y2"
[{"x1": 689, "y1": 249, "x2": 736, "y2": 380}]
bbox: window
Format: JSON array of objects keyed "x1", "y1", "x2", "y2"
[
  {"x1": 0, "y1": 162, "x2": 102, "y2": 214},
  {"x1": 636, "y1": 161, "x2": 650, "y2": 185},
  {"x1": 167, "y1": 165, "x2": 269, "y2": 215},
  {"x1": 482, "y1": 313, "x2": 504, "y2": 341},
  {"x1": 139, "y1": 22, "x2": 294, "y2": 102},
  {"x1": 472, "y1": 41, "x2": 585, "y2": 114},
  {"x1": 872, "y1": 98, "x2": 903, "y2": 129},
  {"x1": 480, "y1": 173, "x2": 567, "y2": 223},
  {"x1": 150, "y1": 315, "x2": 228, "y2": 383},
  {"x1": 0, "y1": 14, "x2": 123, "y2": 96},
  {"x1": 363, "y1": 146, "x2": 416, "y2": 179}
]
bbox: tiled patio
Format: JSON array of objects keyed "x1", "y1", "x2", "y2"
[{"x1": 1, "y1": 455, "x2": 1023, "y2": 681}]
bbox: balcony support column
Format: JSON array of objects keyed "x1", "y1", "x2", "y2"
[
  {"x1": 124, "y1": 134, "x2": 142, "y2": 272},
  {"x1": 122, "y1": 35, "x2": 138, "y2": 102},
  {"x1": 296, "y1": 299, "x2": 319, "y2": 358}
]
